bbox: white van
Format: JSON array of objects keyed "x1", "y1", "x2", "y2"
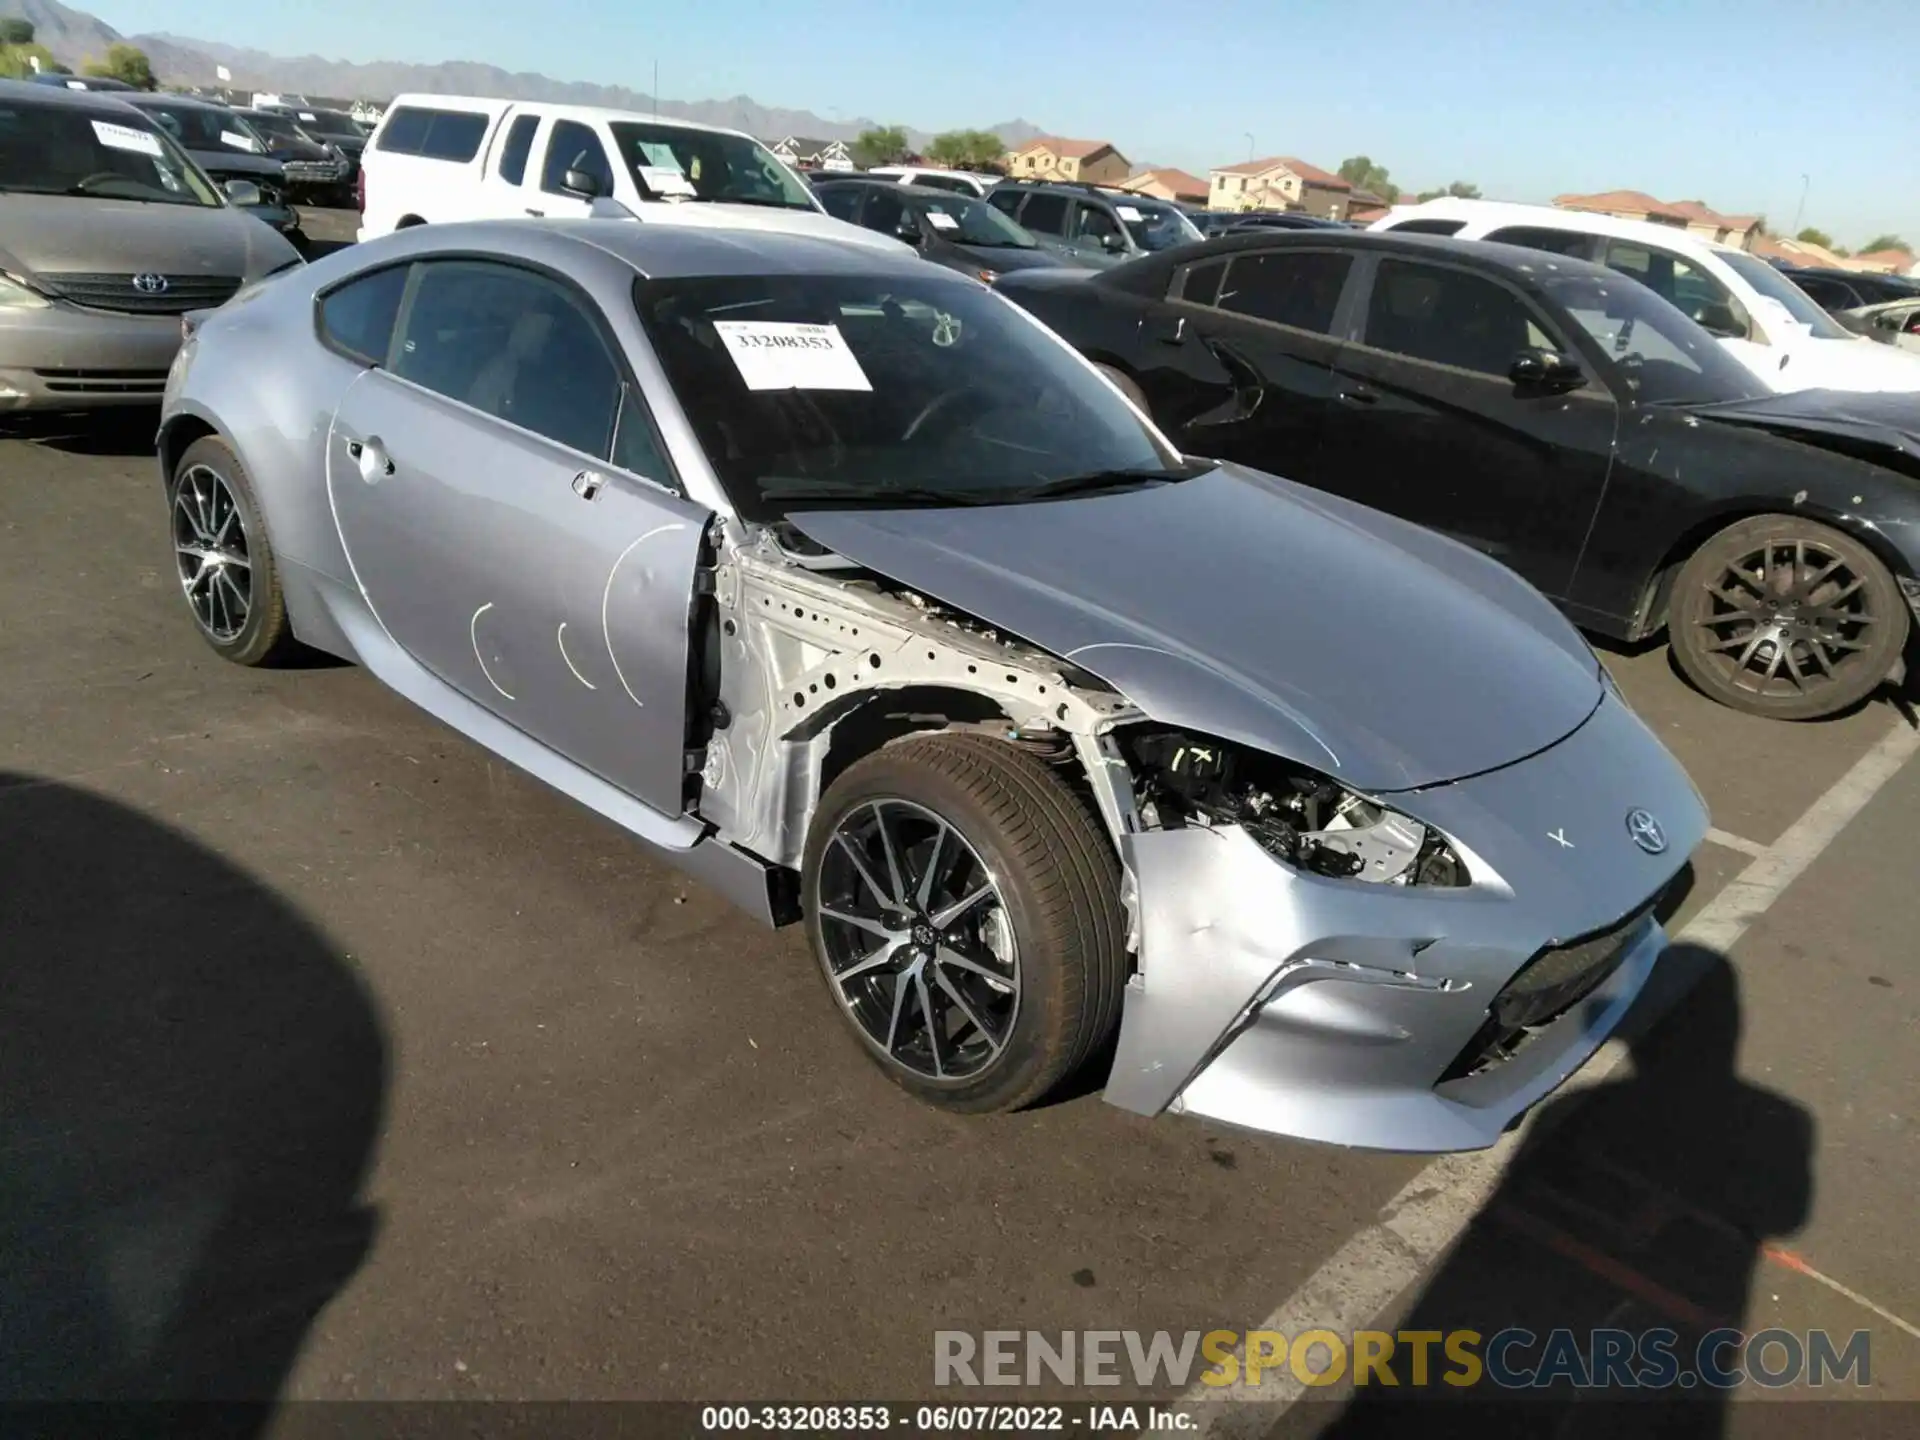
[
  {"x1": 358, "y1": 96, "x2": 910, "y2": 256},
  {"x1": 1369, "y1": 198, "x2": 1920, "y2": 394},
  {"x1": 863, "y1": 166, "x2": 995, "y2": 198}
]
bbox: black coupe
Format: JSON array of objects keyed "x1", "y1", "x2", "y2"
[{"x1": 995, "y1": 231, "x2": 1920, "y2": 720}]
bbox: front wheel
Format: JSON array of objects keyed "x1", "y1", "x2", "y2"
[
  {"x1": 1667, "y1": 515, "x2": 1908, "y2": 720},
  {"x1": 802, "y1": 733, "x2": 1127, "y2": 1113},
  {"x1": 169, "y1": 436, "x2": 299, "y2": 667}
]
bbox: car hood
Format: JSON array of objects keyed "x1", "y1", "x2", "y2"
[
  {"x1": 1771, "y1": 334, "x2": 1920, "y2": 393},
  {"x1": 627, "y1": 201, "x2": 913, "y2": 255},
  {"x1": 789, "y1": 464, "x2": 1604, "y2": 792},
  {"x1": 1689, "y1": 389, "x2": 1920, "y2": 464},
  {"x1": 950, "y1": 242, "x2": 1069, "y2": 274},
  {"x1": 186, "y1": 149, "x2": 285, "y2": 180},
  {"x1": 0, "y1": 194, "x2": 300, "y2": 279}
]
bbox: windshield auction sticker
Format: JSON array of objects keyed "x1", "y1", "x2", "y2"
[
  {"x1": 925, "y1": 210, "x2": 960, "y2": 230},
  {"x1": 638, "y1": 164, "x2": 696, "y2": 197},
  {"x1": 91, "y1": 121, "x2": 163, "y2": 157},
  {"x1": 713, "y1": 321, "x2": 873, "y2": 392}
]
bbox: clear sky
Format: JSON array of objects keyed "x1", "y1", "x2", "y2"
[{"x1": 95, "y1": 0, "x2": 1920, "y2": 247}]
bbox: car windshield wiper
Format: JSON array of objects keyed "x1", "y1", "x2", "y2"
[
  {"x1": 998, "y1": 464, "x2": 1210, "y2": 502},
  {"x1": 760, "y1": 478, "x2": 1007, "y2": 507}
]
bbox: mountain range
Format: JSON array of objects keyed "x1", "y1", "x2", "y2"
[{"x1": 2, "y1": 0, "x2": 1048, "y2": 150}]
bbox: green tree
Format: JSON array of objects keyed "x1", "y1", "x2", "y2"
[
  {"x1": 1860, "y1": 233, "x2": 1910, "y2": 255},
  {"x1": 1416, "y1": 180, "x2": 1482, "y2": 202},
  {"x1": 1337, "y1": 155, "x2": 1398, "y2": 203},
  {"x1": 926, "y1": 128, "x2": 1008, "y2": 171},
  {"x1": 0, "y1": 17, "x2": 35, "y2": 44},
  {"x1": 82, "y1": 42, "x2": 156, "y2": 90},
  {"x1": 1795, "y1": 226, "x2": 1834, "y2": 249},
  {"x1": 0, "y1": 40, "x2": 58, "y2": 79},
  {"x1": 851, "y1": 124, "x2": 911, "y2": 169}
]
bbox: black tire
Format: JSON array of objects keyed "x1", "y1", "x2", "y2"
[
  {"x1": 803, "y1": 732, "x2": 1127, "y2": 1113},
  {"x1": 1668, "y1": 514, "x2": 1907, "y2": 720},
  {"x1": 168, "y1": 436, "x2": 300, "y2": 667},
  {"x1": 1096, "y1": 363, "x2": 1149, "y2": 414}
]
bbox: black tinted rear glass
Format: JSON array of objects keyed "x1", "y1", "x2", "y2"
[{"x1": 376, "y1": 106, "x2": 487, "y2": 162}]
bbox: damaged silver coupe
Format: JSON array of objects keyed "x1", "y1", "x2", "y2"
[{"x1": 158, "y1": 220, "x2": 1707, "y2": 1150}]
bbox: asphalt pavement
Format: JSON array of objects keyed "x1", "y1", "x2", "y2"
[{"x1": 0, "y1": 212, "x2": 1914, "y2": 1427}]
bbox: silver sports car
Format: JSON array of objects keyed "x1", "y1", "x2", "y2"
[{"x1": 159, "y1": 219, "x2": 1707, "y2": 1151}]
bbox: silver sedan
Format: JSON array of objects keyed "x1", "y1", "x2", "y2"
[{"x1": 158, "y1": 218, "x2": 1707, "y2": 1150}]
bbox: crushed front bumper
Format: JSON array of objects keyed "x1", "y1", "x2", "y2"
[
  {"x1": 0, "y1": 305, "x2": 182, "y2": 411},
  {"x1": 1104, "y1": 692, "x2": 1707, "y2": 1152}
]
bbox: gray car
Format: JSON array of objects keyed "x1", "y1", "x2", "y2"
[
  {"x1": 157, "y1": 219, "x2": 1706, "y2": 1151},
  {"x1": 0, "y1": 80, "x2": 304, "y2": 413}
]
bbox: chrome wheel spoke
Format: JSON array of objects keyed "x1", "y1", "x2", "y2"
[
  {"x1": 832, "y1": 831, "x2": 894, "y2": 911},
  {"x1": 872, "y1": 802, "x2": 908, "y2": 906},
  {"x1": 883, "y1": 971, "x2": 912, "y2": 1056},
  {"x1": 914, "y1": 820, "x2": 949, "y2": 912},
  {"x1": 915, "y1": 970, "x2": 944, "y2": 1079},
  {"x1": 935, "y1": 968, "x2": 1003, "y2": 1057},
  {"x1": 819, "y1": 905, "x2": 892, "y2": 942},
  {"x1": 930, "y1": 884, "x2": 993, "y2": 930},
  {"x1": 936, "y1": 941, "x2": 1009, "y2": 986},
  {"x1": 834, "y1": 943, "x2": 901, "y2": 986}
]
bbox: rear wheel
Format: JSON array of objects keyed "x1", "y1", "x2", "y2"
[
  {"x1": 802, "y1": 733, "x2": 1126, "y2": 1113},
  {"x1": 1667, "y1": 515, "x2": 1907, "y2": 720},
  {"x1": 169, "y1": 437, "x2": 299, "y2": 667}
]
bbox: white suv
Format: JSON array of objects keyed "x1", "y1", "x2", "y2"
[
  {"x1": 358, "y1": 96, "x2": 909, "y2": 256},
  {"x1": 863, "y1": 166, "x2": 996, "y2": 198},
  {"x1": 1370, "y1": 198, "x2": 1920, "y2": 394}
]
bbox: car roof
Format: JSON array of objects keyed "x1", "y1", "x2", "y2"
[
  {"x1": 0, "y1": 77, "x2": 152, "y2": 115},
  {"x1": 122, "y1": 92, "x2": 230, "y2": 112},
  {"x1": 350, "y1": 217, "x2": 955, "y2": 284},
  {"x1": 1374, "y1": 196, "x2": 1747, "y2": 258},
  {"x1": 814, "y1": 177, "x2": 984, "y2": 202},
  {"x1": 381, "y1": 92, "x2": 756, "y2": 142}
]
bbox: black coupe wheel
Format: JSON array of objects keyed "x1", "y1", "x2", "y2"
[
  {"x1": 169, "y1": 437, "x2": 298, "y2": 667},
  {"x1": 803, "y1": 733, "x2": 1126, "y2": 1113},
  {"x1": 1668, "y1": 515, "x2": 1907, "y2": 720}
]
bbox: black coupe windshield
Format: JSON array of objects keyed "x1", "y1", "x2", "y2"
[
  {"x1": 916, "y1": 192, "x2": 1036, "y2": 248},
  {"x1": 1118, "y1": 199, "x2": 1204, "y2": 252},
  {"x1": 608, "y1": 122, "x2": 816, "y2": 211},
  {"x1": 137, "y1": 102, "x2": 268, "y2": 154},
  {"x1": 0, "y1": 102, "x2": 221, "y2": 206},
  {"x1": 286, "y1": 108, "x2": 362, "y2": 138},
  {"x1": 636, "y1": 274, "x2": 1191, "y2": 519},
  {"x1": 1545, "y1": 273, "x2": 1770, "y2": 406}
]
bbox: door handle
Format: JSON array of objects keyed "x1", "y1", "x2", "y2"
[
  {"x1": 571, "y1": 469, "x2": 605, "y2": 501},
  {"x1": 524, "y1": 207, "x2": 545, "y2": 217},
  {"x1": 345, "y1": 436, "x2": 395, "y2": 481},
  {"x1": 1337, "y1": 386, "x2": 1379, "y2": 407}
]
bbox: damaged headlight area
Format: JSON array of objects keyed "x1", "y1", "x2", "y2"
[{"x1": 1120, "y1": 728, "x2": 1468, "y2": 886}]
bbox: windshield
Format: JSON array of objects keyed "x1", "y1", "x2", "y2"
[
  {"x1": 1718, "y1": 251, "x2": 1855, "y2": 341},
  {"x1": 0, "y1": 102, "x2": 222, "y2": 207},
  {"x1": 1544, "y1": 273, "x2": 1769, "y2": 405},
  {"x1": 138, "y1": 103, "x2": 268, "y2": 155},
  {"x1": 289, "y1": 108, "x2": 360, "y2": 137},
  {"x1": 607, "y1": 121, "x2": 816, "y2": 211},
  {"x1": 635, "y1": 273, "x2": 1190, "y2": 520},
  {"x1": 916, "y1": 192, "x2": 1036, "y2": 248},
  {"x1": 1116, "y1": 199, "x2": 1204, "y2": 252},
  {"x1": 245, "y1": 112, "x2": 313, "y2": 146}
]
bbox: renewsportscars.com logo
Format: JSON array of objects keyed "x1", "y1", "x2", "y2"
[{"x1": 933, "y1": 1328, "x2": 1873, "y2": 1391}]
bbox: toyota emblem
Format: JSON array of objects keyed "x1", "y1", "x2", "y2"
[
  {"x1": 1625, "y1": 809, "x2": 1667, "y2": 855},
  {"x1": 132, "y1": 273, "x2": 170, "y2": 295}
]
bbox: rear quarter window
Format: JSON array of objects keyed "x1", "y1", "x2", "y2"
[
  {"x1": 374, "y1": 106, "x2": 488, "y2": 162},
  {"x1": 318, "y1": 264, "x2": 412, "y2": 366}
]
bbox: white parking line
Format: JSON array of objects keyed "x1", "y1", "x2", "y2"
[
  {"x1": 1704, "y1": 826, "x2": 1767, "y2": 859},
  {"x1": 1177, "y1": 717, "x2": 1920, "y2": 1433}
]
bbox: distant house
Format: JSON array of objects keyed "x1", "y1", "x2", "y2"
[
  {"x1": 768, "y1": 136, "x2": 854, "y2": 172},
  {"x1": 1345, "y1": 188, "x2": 1394, "y2": 224},
  {"x1": 1554, "y1": 191, "x2": 1760, "y2": 251},
  {"x1": 1004, "y1": 137, "x2": 1131, "y2": 186},
  {"x1": 1850, "y1": 247, "x2": 1916, "y2": 275},
  {"x1": 1118, "y1": 168, "x2": 1208, "y2": 205},
  {"x1": 1207, "y1": 156, "x2": 1351, "y2": 219}
]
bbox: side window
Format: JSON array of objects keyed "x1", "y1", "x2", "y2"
[
  {"x1": 495, "y1": 114, "x2": 539, "y2": 185},
  {"x1": 1074, "y1": 202, "x2": 1122, "y2": 248},
  {"x1": 1216, "y1": 251, "x2": 1353, "y2": 333},
  {"x1": 1603, "y1": 241, "x2": 1750, "y2": 339},
  {"x1": 374, "y1": 106, "x2": 431, "y2": 154},
  {"x1": 1017, "y1": 192, "x2": 1069, "y2": 236},
  {"x1": 418, "y1": 112, "x2": 487, "y2": 162},
  {"x1": 920, "y1": 175, "x2": 974, "y2": 194},
  {"x1": 543, "y1": 120, "x2": 614, "y2": 196},
  {"x1": 318, "y1": 264, "x2": 412, "y2": 366},
  {"x1": 1789, "y1": 276, "x2": 1851, "y2": 311},
  {"x1": 1176, "y1": 258, "x2": 1227, "y2": 307},
  {"x1": 1362, "y1": 259, "x2": 1557, "y2": 376},
  {"x1": 392, "y1": 261, "x2": 624, "y2": 459},
  {"x1": 863, "y1": 187, "x2": 907, "y2": 235},
  {"x1": 1383, "y1": 218, "x2": 1465, "y2": 236},
  {"x1": 611, "y1": 387, "x2": 672, "y2": 482},
  {"x1": 987, "y1": 190, "x2": 1022, "y2": 217},
  {"x1": 817, "y1": 186, "x2": 862, "y2": 222},
  {"x1": 1484, "y1": 225, "x2": 1597, "y2": 259}
]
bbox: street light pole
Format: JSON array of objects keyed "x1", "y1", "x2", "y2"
[
  {"x1": 1244, "y1": 132, "x2": 1255, "y2": 160},
  {"x1": 1792, "y1": 173, "x2": 1809, "y2": 237}
]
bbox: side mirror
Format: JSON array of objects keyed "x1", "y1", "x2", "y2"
[
  {"x1": 1100, "y1": 231, "x2": 1128, "y2": 254},
  {"x1": 222, "y1": 178, "x2": 262, "y2": 207},
  {"x1": 1509, "y1": 347, "x2": 1584, "y2": 394},
  {"x1": 562, "y1": 167, "x2": 605, "y2": 199},
  {"x1": 896, "y1": 215, "x2": 924, "y2": 244},
  {"x1": 1692, "y1": 302, "x2": 1748, "y2": 339}
]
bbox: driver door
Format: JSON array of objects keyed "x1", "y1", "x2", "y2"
[
  {"x1": 525, "y1": 117, "x2": 613, "y2": 219},
  {"x1": 323, "y1": 256, "x2": 709, "y2": 816}
]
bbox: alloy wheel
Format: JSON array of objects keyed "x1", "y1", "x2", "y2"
[
  {"x1": 172, "y1": 464, "x2": 252, "y2": 643},
  {"x1": 815, "y1": 798, "x2": 1019, "y2": 1081},
  {"x1": 1692, "y1": 537, "x2": 1879, "y2": 698}
]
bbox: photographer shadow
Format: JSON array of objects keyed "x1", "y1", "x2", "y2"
[
  {"x1": 0, "y1": 773, "x2": 388, "y2": 1429},
  {"x1": 1302, "y1": 943, "x2": 1814, "y2": 1439}
]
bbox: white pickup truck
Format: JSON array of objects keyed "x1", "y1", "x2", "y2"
[{"x1": 357, "y1": 95, "x2": 909, "y2": 256}]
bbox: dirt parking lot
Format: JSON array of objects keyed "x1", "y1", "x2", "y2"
[{"x1": 2, "y1": 210, "x2": 1915, "y2": 1432}]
